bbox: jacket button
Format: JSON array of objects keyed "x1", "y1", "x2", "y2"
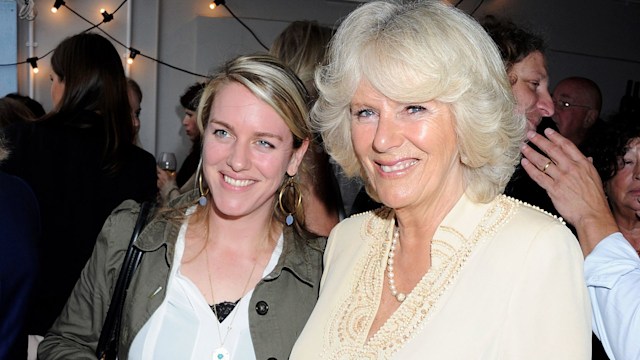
[{"x1": 255, "y1": 300, "x2": 269, "y2": 315}]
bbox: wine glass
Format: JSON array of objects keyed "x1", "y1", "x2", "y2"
[{"x1": 157, "y1": 152, "x2": 177, "y2": 176}]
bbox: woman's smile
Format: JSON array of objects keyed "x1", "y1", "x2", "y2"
[
  {"x1": 377, "y1": 159, "x2": 418, "y2": 174},
  {"x1": 222, "y1": 174, "x2": 255, "y2": 188}
]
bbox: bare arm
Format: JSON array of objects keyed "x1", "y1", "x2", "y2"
[{"x1": 520, "y1": 128, "x2": 619, "y2": 256}]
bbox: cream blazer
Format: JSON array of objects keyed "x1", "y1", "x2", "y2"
[{"x1": 291, "y1": 194, "x2": 591, "y2": 359}]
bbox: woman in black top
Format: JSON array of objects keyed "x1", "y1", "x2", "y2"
[
  {"x1": 0, "y1": 32, "x2": 157, "y2": 337},
  {"x1": 157, "y1": 82, "x2": 205, "y2": 203}
]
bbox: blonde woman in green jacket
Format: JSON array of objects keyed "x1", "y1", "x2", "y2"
[{"x1": 39, "y1": 54, "x2": 325, "y2": 360}]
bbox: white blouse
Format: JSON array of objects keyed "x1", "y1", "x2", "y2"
[{"x1": 129, "y1": 210, "x2": 284, "y2": 360}]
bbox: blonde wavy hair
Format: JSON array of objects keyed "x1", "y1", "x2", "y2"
[{"x1": 311, "y1": 0, "x2": 524, "y2": 203}]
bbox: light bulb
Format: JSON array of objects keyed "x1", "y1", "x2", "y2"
[{"x1": 51, "y1": 0, "x2": 65, "y2": 13}]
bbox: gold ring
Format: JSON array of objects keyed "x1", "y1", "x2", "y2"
[{"x1": 542, "y1": 160, "x2": 552, "y2": 173}]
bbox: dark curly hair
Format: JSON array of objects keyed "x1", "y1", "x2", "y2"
[
  {"x1": 481, "y1": 15, "x2": 546, "y2": 73},
  {"x1": 582, "y1": 112, "x2": 640, "y2": 183}
]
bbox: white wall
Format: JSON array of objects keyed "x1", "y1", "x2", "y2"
[
  {"x1": 0, "y1": 1, "x2": 18, "y2": 96},
  {"x1": 12, "y1": 0, "x2": 640, "y2": 166},
  {"x1": 14, "y1": 0, "x2": 359, "y2": 165}
]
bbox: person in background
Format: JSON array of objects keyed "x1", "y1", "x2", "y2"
[
  {"x1": 521, "y1": 115, "x2": 640, "y2": 360},
  {"x1": 482, "y1": 15, "x2": 554, "y2": 136},
  {"x1": 5, "y1": 92, "x2": 46, "y2": 118},
  {"x1": 484, "y1": 16, "x2": 608, "y2": 357},
  {"x1": 581, "y1": 113, "x2": 640, "y2": 254},
  {"x1": 0, "y1": 124, "x2": 40, "y2": 360},
  {"x1": 0, "y1": 32, "x2": 157, "y2": 341},
  {"x1": 0, "y1": 96, "x2": 37, "y2": 129},
  {"x1": 270, "y1": 20, "x2": 333, "y2": 100},
  {"x1": 270, "y1": 20, "x2": 343, "y2": 236},
  {"x1": 157, "y1": 82, "x2": 205, "y2": 204},
  {"x1": 127, "y1": 77, "x2": 143, "y2": 143},
  {"x1": 483, "y1": 16, "x2": 561, "y2": 218},
  {"x1": 39, "y1": 54, "x2": 325, "y2": 360},
  {"x1": 551, "y1": 76, "x2": 602, "y2": 147},
  {"x1": 291, "y1": 1, "x2": 590, "y2": 358}
]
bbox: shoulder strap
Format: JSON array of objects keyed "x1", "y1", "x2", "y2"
[{"x1": 96, "y1": 201, "x2": 154, "y2": 360}]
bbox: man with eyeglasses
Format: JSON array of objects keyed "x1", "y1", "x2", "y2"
[{"x1": 551, "y1": 76, "x2": 602, "y2": 147}]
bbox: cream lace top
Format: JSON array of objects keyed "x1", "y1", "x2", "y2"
[{"x1": 291, "y1": 194, "x2": 591, "y2": 359}]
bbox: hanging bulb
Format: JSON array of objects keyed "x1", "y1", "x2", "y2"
[
  {"x1": 51, "y1": 0, "x2": 64, "y2": 13},
  {"x1": 209, "y1": 0, "x2": 225, "y2": 10},
  {"x1": 100, "y1": 8, "x2": 114, "y2": 22},
  {"x1": 27, "y1": 57, "x2": 39, "y2": 74},
  {"x1": 127, "y1": 49, "x2": 140, "y2": 65}
]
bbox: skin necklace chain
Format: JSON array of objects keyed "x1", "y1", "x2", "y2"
[{"x1": 205, "y1": 247, "x2": 258, "y2": 360}]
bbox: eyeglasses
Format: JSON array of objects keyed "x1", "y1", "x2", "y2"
[{"x1": 553, "y1": 99, "x2": 591, "y2": 111}]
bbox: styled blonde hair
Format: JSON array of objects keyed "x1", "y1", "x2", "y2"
[{"x1": 312, "y1": 0, "x2": 524, "y2": 202}]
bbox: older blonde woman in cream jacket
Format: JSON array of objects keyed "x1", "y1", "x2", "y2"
[{"x1": 291, "y1": 1, "x2": 591, "y2": 359}]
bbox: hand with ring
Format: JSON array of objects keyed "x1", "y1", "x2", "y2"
[{"x1": 520, "y1": 128, "x2": 618, "y2": 256}]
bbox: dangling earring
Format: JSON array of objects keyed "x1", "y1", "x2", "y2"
[
  {"x1": 277, "y1": 175, "x2": 302, "y2": 226},
  {"x1": 196, "y1": 158, "x2": 209, "y2": 206}
]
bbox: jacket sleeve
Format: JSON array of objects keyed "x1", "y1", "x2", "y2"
[
  {"x1": 501, "y1": 220, "x2": 592, "y2": 359},
  {"x1": 37, "y1": 200, "x2": 141, "y2": 360}
]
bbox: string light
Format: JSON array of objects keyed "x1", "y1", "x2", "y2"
[
  {"x1": 209, "y1": 0, "x2": 225, "y2": 10},
  {"x1": 2, "y1": 0, "x2": 257, "y2": 78},
  {"x1": 206, "y1": 0, "x2": 268, "y2": 51},
  {"x1": 220, "y1": 2, "x2": 269, "y2": 50},
  {"x1": 27, "y1": 57, "x2": 39, "y2": 74},
  {"x1": 51, "y1": 0, "x2": 65, "y2": 13},
  {"x1": 127, "y1": 48, "x2": 140, "y2": 64},
  {"x1": 100, "y1": 8, "x2": 114, "y2": 22}
]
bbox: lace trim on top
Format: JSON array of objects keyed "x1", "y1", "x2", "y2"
[
  {"x1": 210, "y1": 299, "x2": 240, "y2": 322},
  {"x1": 321, "y1": 195, "x2": 517, "y2": 359}
]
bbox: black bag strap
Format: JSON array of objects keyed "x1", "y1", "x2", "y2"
[{"x1": 96, "y1": 201, "x2": 154, "y2": 360}]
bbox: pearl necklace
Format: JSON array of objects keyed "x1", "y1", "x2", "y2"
[{"x1": 386, "y1": 228, "x2": 406, "y2": 302}]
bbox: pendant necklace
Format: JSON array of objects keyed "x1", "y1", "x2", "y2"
[{"x1": 205, "y1": 246, "x2": 258, "y2": 360}]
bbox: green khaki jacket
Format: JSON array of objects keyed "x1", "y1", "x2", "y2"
[{"x1": 38, "y1": 191, "x2": 326, "y2": 360}]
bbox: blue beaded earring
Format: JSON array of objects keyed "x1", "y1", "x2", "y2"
[
  {"x1": 277, "y1": 175, "x2": 302, "y2": 226},
  {"x1": 196, "y1": 158, "x2": 209, "y2": 206}
]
